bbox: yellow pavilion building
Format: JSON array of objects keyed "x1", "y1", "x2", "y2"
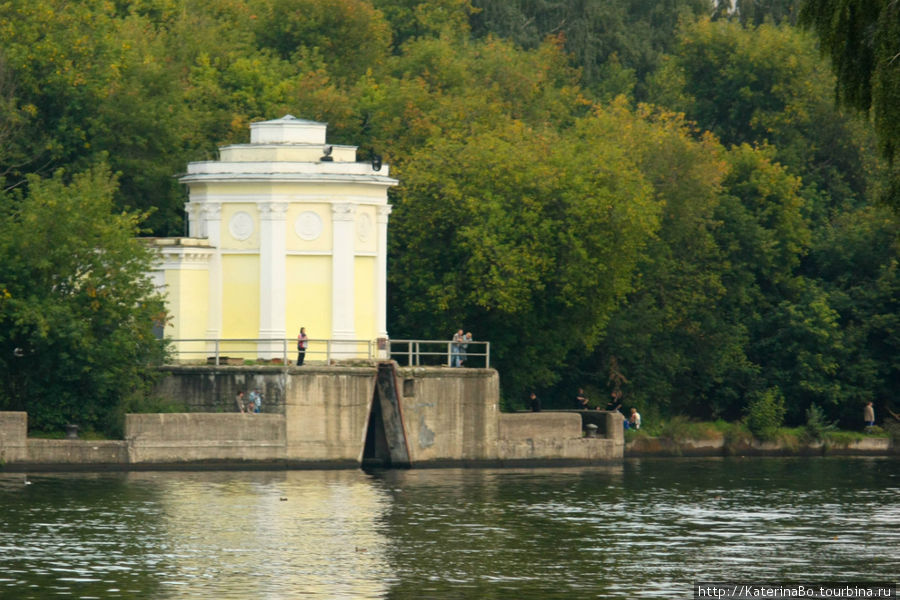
[{"x1": 149, "y1": 115, "x2": 397, "y2": 362}]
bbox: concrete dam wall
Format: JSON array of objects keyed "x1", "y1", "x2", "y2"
[{"x1": 1, "y1": 363, "x2": 623, "y2": 469}]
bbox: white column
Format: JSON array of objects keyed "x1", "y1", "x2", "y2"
[
  {"x1": 331, "y1": 203, "x2": 357, "y2": 358},
  {"x1": 185, "y1": 202, "x2": 202, "y2": 238},
  {"x1": 375, "y1": 205, "x2": 392, "y2": 356},
  {"x1": 203, "y1": 202, "x2": 222, "y2": 343},
  {"x1": 258, "y1": 202, "x2": 288, "y2": 358}
]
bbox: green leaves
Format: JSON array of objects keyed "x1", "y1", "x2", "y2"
[{"x1": 0, "y1": 164, "x2": 168, "y2": 435}]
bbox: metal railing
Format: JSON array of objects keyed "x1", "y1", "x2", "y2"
[
  {"x1": 164, "y1": 337, "x2": 491, "y2": 368},
  {"x1": 386, "y1": 339, "x2": 490, "y2": 368},
  {"x1": 165, "y1": 338, "x2": 377, "y2": 366}
]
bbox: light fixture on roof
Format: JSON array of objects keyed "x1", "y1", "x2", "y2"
[
  {"x1": 371, "y1": 155, "x2": 382, "y2": 172},
  {"x1": 321, "y1": 145, "x2": 333, "y2": 162}
]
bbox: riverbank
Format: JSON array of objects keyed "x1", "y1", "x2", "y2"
[{"x1": 624, "y1": 427, "x2": 897, "y2": 457}]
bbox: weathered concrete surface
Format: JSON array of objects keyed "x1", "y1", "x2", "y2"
[
  {"x1": 283, "y1": 367, "x2": 374, "y2": 463},
  {"x1": 26, "y1": 439, "x2": 128, "y2": 465},
  {"x1": 626, "y1": 435, "x2": 898, "y2": 457},
  {"x1": 0, "y1": 412, "x2": 28, "y2": 463},
  {"x1": 155, "y1": 365, "x2": 291, "y2": 414},
  {"x1": 496, "y1": 413, "x2": 620, "y2": 462},
  {"x1": 126, "y1": 413, "x2": 286, "y2": 464},
  {"x1": 397, "y1": 367, "x2": 500, "y2": 463}
]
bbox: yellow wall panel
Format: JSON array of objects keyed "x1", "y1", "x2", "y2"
[
  {"x1": 286, "y1": 203, "x2": 332, "y2": 252},
  {"x1": 354, "y1": 257, "x2": 376, "y2": 340},
  {"x1": 354, "y1": 206, "x2": 377, "y2": 254},
  {"x1": 222, "y1": 254, "x2": 260, "y2": 339},
  {"x1": 285, "y1": 255, "x2": 332, "y2": 342},
  {"x1": 221, "y1": 203, "x2": 260, "y2": 250}
]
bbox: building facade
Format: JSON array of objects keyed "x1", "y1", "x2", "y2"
[{"x1": 150, "y1": 115, "x2": 397, "y2": 361}]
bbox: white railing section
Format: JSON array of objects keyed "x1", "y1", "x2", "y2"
[
  {"x1": 165, "y1": 338, "x2": 376, "y2": 365},
  {"x1": 386, "y1": 339, "x2": 490, "y2": 368},
  {"x1": 164, "y1": 338, "x2": 490, "y2": 368}
]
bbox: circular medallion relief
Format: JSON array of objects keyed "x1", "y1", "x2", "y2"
[
  {"x1": 229, "y1": 211, "x2": 254, "y2": 241},
  {"x1": 357, "y1": 212, "x2": 373, "y2": 242},
  {"x1": 295, "y1": 211, "x2": 324, "y2": 241}
]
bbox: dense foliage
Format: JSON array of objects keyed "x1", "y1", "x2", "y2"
[
  {"x1": 0, "y1": 166, "x2": 168, "y2": 435},
  {"x1": 0, "y1": 0, "x2": 896, "y2": 431}
]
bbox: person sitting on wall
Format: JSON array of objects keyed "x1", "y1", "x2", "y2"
[
  {"x1": 575, "y1": 388, "x2": 589, "y2": 409},
  {"x1": 249, "y1": 389, "x2": 262, "y2": 413},
  {"x1": 604, "y1": 392, "x2": 622, "y2": 412},
  {"x1": 235, "y1": 390, "x2": 246, "y2": 413},
  {"x1": 629, "y1": 407, "x2": 641, "y2": 430}
]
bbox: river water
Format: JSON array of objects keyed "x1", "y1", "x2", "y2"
[{"x1": 0, "y1": 457, "x2": 897, "y2": 599}]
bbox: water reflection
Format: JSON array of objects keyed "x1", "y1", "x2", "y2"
[{"x1": 0, "y1": 458, "x2": 897, "y2": 599}]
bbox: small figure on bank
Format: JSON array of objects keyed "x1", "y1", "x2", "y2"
[
  {"x1": 451, "y1": 329, "x2": 464, "y2": 367},
  {"x1": 297, "y1": 327, "x2": 308, "y2": 366},
  {"x1": 863, "y1": 401, "x2": 875, "y2": 429},
  {"x1": 235, "y1": 390, "x2": 246, "y2": 413},
  {"x1": 629, "y1": 407, "x2": 642, "y2": 430},
  {"x1": 249, "y1": 389, "x2": 262, "y2": 413},
  {"x1": 529, "y1": 392, "x2": 541, "y2": 412},
  {"x1": 575, "y1": 388, "x2": 589, "y2": 409}
]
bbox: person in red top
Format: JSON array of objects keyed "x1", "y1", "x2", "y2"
[{"x1": 297, "y1": 327, "x2": 308, "y2": 366}]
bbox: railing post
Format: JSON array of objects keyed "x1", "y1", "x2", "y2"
[
  {"x1": 326, "y1": 339, "x2": 331, "y2": 363},
  {"x1": 215, "y1": 339, "x2": 220, "y2": 366},
  {"x1": 485, "y1": 341, "x2": 490, "y2": 369}
]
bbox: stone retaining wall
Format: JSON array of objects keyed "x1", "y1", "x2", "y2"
[
  {"x1": 1, "y1": 364, "x2": 624, "y2": 469},
  {"x1": 626, "y1": 435, "x2": 897, "y2": 457}
]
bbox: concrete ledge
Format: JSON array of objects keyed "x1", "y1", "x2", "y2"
[
  {"x1": 498, "y1": 437, "x2": 618, "y2": 461},
  {"x1": 127, "y1": 413, "x2": 286, "y2": 463},
  {"x1": 25, "y1": 439, "x2": 128, "y2": 464},
  {"x1": 626, "y1": 435, "x2": 897, "y2": 457},
  {"x1": 499, "y1": 413, "x2": 583, "y2": 441}
]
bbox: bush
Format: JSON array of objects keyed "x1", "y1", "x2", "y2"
[
  {"x1": 804, "y1": 403, "x2": 838, "y2": 441},
  {"x1": 745, "y1": 388, "x2": 786, "y2": 441}
]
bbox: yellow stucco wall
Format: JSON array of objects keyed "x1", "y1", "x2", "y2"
[
  {"x1": 286, "y1": 203, "x2": 332, "y2": 252},
  {"x1": 165, "y1": 267, "x2": 209, "y2": 340},
  {"x1": 286, "y1": 255, "x2": 332, "y2": 344},
  {"x1": 221, "y1": 203, "x2": 260, "y2": 250},
  {"x1": 354, "y1": 206, "x2": 377, "y2": 255},
  {"x1": 354, "y1": 256, "x2": 376, "y2": 340},
  {"x1": 221, "y1": 254, "x2": 260, "y2": 354}
]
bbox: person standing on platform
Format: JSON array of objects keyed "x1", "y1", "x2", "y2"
[
  {"x1": 297, "y1": 327, "x2": 308, "y2": 366},
  {"x1": 451, "y1": 329, "x2": 464, "y2": 367}
]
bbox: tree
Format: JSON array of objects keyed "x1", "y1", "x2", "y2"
[
  {"x1": 0, "y1": 164, "x2": 168, "y2": 436},
  {"x1": 388, "y1": 116, "x2": 658, "y2": 403},
  {"x1": 799, "y1": 0, "x2": 900, "y2": 208},
  {"x1": 649, "y1": 18, "x2": 878, "y2": 218},
  {"x1": 576, "y1": 105, "x2": 756, "y2": 420},
  {"x1": 469, "y1": 0, "x2": 712, "y2": 100},
  {"x1": 800, "y1": 0, "x2": 900, "y2": 163}
]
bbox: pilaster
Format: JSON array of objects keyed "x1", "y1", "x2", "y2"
[
  {"x1": 332, "y1": 203, "x2": 357, "y2": 343},
  {"x1": 259, "y1": 202, "x2": 289, "y2": 357}
]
